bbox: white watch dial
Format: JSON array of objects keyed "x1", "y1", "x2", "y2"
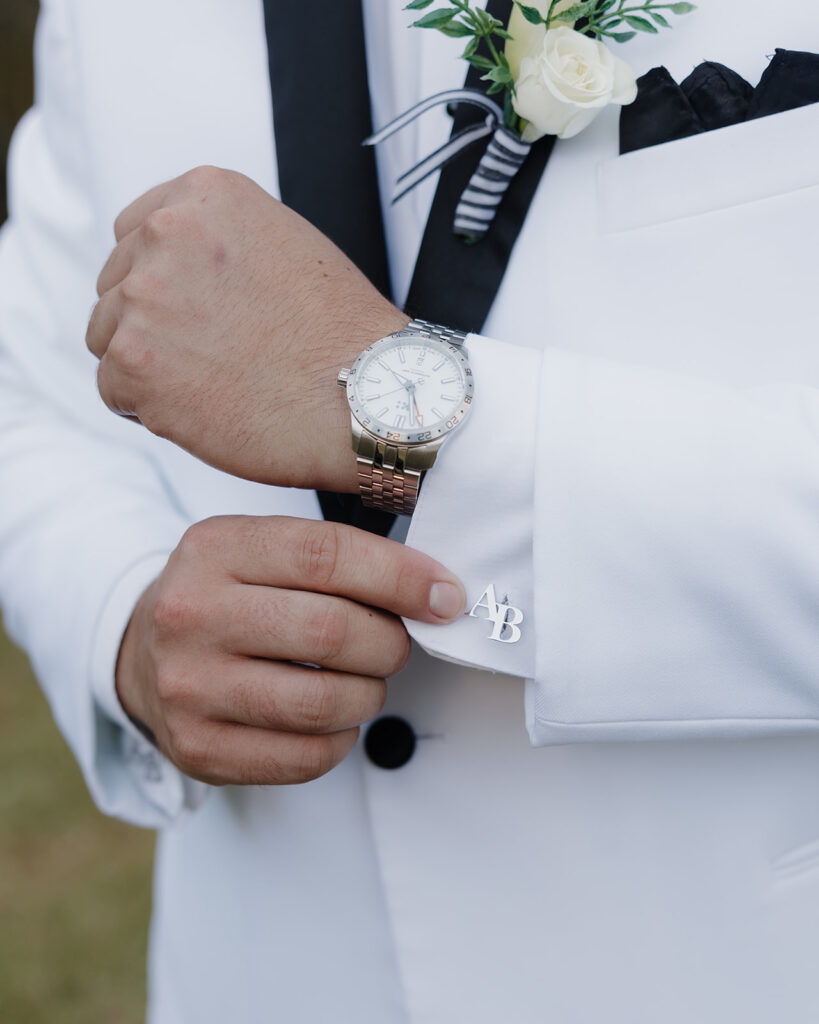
[{"x1": 348, "y1": 334, "x2": 473, "y2": 444}]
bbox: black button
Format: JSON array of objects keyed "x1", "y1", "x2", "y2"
[{"x1": 365, "y1": 716, "x2": 416, "y2": 770}]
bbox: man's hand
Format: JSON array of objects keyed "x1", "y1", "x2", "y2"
[
  {"x1": 117, "y1": 516, "x2": 465, "y2": 786},
  {"x1": 87, "y1": 166, "x2": 408, "y2": 492}
]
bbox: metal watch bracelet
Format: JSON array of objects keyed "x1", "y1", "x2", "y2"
[{"x1": 357, "y1": 319, "x2": 467, "y2": 515}]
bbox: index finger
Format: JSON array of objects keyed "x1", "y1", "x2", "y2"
[{"x1": 191, "y1": 515, "x2": 467, "y2": 625}]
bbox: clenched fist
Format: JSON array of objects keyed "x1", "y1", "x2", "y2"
[
  {"x1": 116, "y1": 516, "x2": 466, "y2": 786},
  {"x1": 87, "y1": 166, "x2": 408, "y2": 491}
]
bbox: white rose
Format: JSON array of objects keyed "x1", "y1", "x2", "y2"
[
  {"x1": 505, "y1": 0, "x2": 577, "y2": 82},
  {"x1": 512, "y1": 26, "x2": 638, "y2": 142}
]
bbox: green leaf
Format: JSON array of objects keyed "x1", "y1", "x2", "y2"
[
  {"x1": 648, "y1": 10, "x2": 670, "y2": 27},
  {"x1": 412, "y1": 9, "x2": 458, "y2": 29},
  {"x1": 607, "y1": 29, "x2": 637, "y2": 42},
  {"x1": 623, "y1": 14, "x2": 659, "y2": 32},
  {"x1": 482, "y1": 65, "x2": 514, "y2": 85},
  {"x1": 404, "y1": 0, "x2": 435, "y2": 9},
  {"x1": 461, "y1": 36, "x2": 479, "y2": 58},
  {"x1": 474, "y1": 8, "x2": 492, "y2": 30},
  {"x1": 558, "y1": 0, "x2": 601, "y2": 22},
  {"x1": 596, "y1": 0, "x2": 618, "y2": 12},
  {"x1": 485, "y1": 81, "x2": 506, "y2": 95},
  {"x1": 438, "y1": 19, "x2": 476, "y2": 36},
  {"x1": 515, "y1": 3, "x2": 545, "y2": 25},
  {"x1": 668, "y1": 2, "x2": 696, "y2": 12},
  {"x1": 466, "y1": 54, "x2": 496, "y2": 70},
  {"x1": 493, "y1": 27, "x2": 514, "y2": 40}
]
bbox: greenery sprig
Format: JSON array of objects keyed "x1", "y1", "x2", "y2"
[
  {"x1": 405, "y1": 0, "x2": 517, "y2": 97},
  {"x1": 405, "y1": 0, "x2": 697, "y2": 93},
  {"x1": 517, "y1": 0, "x2": 696, "y2": 43}
]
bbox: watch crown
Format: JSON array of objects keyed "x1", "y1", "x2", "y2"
[{"x1": 336, "y1": 368, "x2": 351, "y2": 388}]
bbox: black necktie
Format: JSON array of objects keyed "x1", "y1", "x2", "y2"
[
  {"x1": 620, "y1": 48, "x2": 819, "y2": 155},
  {"x1": 263, "y1": 1, "x2": 557, "y2": 525},
  {"x1": 405, "y1": 0, "x2": 556, "y2": 334},
  {"x1": 262, "y1": 0, "x2": 396, "y2": 537}
]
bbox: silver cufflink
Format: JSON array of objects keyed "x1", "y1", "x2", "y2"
[{"x1": 468, "y1": 584, "x2": 523, "y2": 644}]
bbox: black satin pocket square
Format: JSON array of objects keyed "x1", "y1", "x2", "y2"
[{"x1": 620, "y1": 48, "x2": 819, "y2": 155}]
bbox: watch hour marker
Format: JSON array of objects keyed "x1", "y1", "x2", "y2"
[
  {"x1": 440, "y1": 376, "x2": 458, "y2": 385},
  {"x1": 365, "y1": 394, "x2": 381, "y2": 402},
  {"x1": 375, "y1": 406, "x2": 389, "y2": 419},
  {"x1": 440, "y1": 394, "x2": 456, "y2": 402},
  {"x1": 432, "y1": 359, "x2": 446, "y2": 371},
  {"x1": 431, "y1": 406, "x2": 443, "y2": 420},
  {"x1": 397, "y1": 347, "x2": 406, "y2": 364},
  {"x1": 363, "y1": 375, "x2": 381, "y2": 384},
  {"x1": 394, "y1": 414, "x2": 407, "y2": 428}
]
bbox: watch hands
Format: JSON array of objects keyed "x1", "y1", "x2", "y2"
[
  {"x1": 377, "y1": 383, "x2": 417, "y2": 400},
  {"x1": 386, "y1": 366, "x2": 411, "y2": 387},
  {"x1": 386, "y1": 365, "x2": 429, "y2": 387}
]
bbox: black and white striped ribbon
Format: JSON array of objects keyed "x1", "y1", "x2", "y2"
[
  {"x1": 364, "y1": 88, "x2": 531, "y2": 240},
  {"x1": 453, "y1": 126, "x2": 531, "y2": 238}
]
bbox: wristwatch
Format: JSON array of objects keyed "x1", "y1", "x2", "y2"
[{"x1": 337, "y1": 318, "x2": 473, "y2": 514}]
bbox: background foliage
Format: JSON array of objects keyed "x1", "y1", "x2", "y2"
[{"x1": 0, "y1": 4, "x2": 154, "y2": 1021}]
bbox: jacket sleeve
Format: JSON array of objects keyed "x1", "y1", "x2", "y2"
[
  {"x1": 405, "y1": 333, "x2": 819, "y2": 746},
  {"x1": 0, "y1": 0, "x2": 201, "y2": 826}
]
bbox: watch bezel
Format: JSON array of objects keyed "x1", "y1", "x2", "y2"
[{"x1": 346, "y1": 330, "x2": 474, "y2": 446}]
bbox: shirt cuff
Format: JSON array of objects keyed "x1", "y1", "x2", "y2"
[
  {"x1": 404, "y1": 332, "x2": 540, "y2": 679},
  {"x1": 89, "y1": 550, "x2": 208, "y2": 816}
]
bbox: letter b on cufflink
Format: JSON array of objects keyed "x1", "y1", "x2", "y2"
[{"x1": 469, "y1": 584, "x2": 523, "y2": 644}]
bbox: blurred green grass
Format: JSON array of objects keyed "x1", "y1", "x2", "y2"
[{"x1": 0, "y1": 623, "x2": 154, "y2": 1024}]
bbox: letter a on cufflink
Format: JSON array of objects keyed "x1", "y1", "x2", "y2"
[{"x1": 469, "y1": 584, "x2": 523, "y2": 644}]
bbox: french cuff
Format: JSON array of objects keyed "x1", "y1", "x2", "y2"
[
  {"x1": 89, "y1": 551, "x2": 208, "y2": 819},
  {"x1": 404, "y1": 332, "x2": 540, "y2": 679}
]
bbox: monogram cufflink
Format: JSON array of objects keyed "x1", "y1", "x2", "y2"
[{"x1": 468, "y1": 584, "x2": 523, "y2": 644}]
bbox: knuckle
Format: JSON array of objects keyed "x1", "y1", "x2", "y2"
[
  {"x1": 107, "y1": 328, "x2": 151, "y2": 378},
  {"x1": 142, "y1": 206, "x2": 184, "y2": 243},
  {"x1": 297, "y1": 522, "x2": 341, "y2": 589},
  {"x1": 152, "y1": 585, "x2": 203, "y2": 641},
  {"x1": 305, "y1": 602, "x2": 348, "y2": 665},
  {"x1": 177, "y1": 517, "x2": 227, "y2": 563},
  {"x1": 154, "y1": 665, "x2": 194, "y2": 706},
  {"x1": 86, "y1": 298, "x2": 105, "y2": 348},
  {"x1": 393, "y1": 556, "x2": 426, "y2": 610},
  {"x1": 119, "y1": 268, "x2": 163, "y2": 305},
  {"x1": 167, "y1": 726, "x2": 213, "y2": 780},
  {"x1": 295, "y1": 672, "x2": 340, "y2": 733},
  {"x1": 95, "y1": 357, "x2": 119, "y2": 411},
  {"x1": 383, "y1": 622, "x2": 412, "y2": 677},
  {"x1": 185, "y1": 164, "x2": 227, "y2": 193},
  {"x1": 295, "y1": 736, "x2": 336, "y2": 783},
  {"x1": 113, "y1": 209, "x2": 130, "y2": 242}
]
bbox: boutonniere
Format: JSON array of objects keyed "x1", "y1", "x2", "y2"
[{"x1": 366, "y1": 0, "x2": 695, "y2": 240}]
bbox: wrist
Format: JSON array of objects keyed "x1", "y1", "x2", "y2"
[{"x1": 306, "y1": 304, "x2": 411, "y2": 493}]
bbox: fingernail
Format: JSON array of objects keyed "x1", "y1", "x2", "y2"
[{"x1": 429, "y1": 581, "x2": 465, "y2": 621}]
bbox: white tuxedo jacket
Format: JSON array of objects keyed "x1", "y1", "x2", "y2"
[{"x1": 1, "y1": 2, "x2": 818, "y2": 1021}]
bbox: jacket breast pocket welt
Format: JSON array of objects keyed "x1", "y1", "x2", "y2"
[{"x1": 597, "y1": 100, "x2": 819, "y2": 234}]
